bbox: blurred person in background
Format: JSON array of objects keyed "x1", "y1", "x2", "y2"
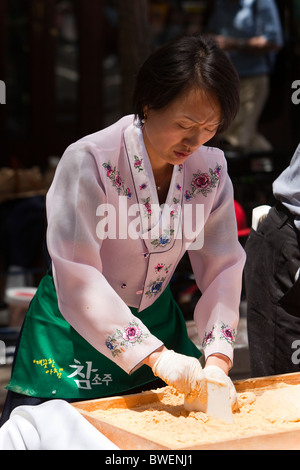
[
  {"x1": 245, "y1": 143, "x2": 300, "y2": 377},
  {"x1": 207, "y1": 0, "x2": 283, "y2": 153}
]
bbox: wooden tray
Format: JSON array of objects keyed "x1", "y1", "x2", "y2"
[{"x1": 72, "y1": 372, "x2": 300, "y2": 450}]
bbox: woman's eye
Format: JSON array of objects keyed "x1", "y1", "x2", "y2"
[{"x1": 178, "y1": 123, "x2": 192, "y2": 130}]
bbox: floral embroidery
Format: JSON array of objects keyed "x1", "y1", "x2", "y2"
[
  {"x1": 105, "y1": 320, "x2": 149, "y2": 358},
  {"x1": 220, "y1": 322, "x2": 236, "y2": 345},
  {"x1": 202, "y1": 328, "x2": 216, "y2": 347},
  {"x1": 202, "y1": 322, "x2": 236, "y2": 349},
  {"x1": 133, "y1": 155, "x2": 143, "y2": 172},
  {"x1": 154, "y1": 263, "x2": 171, "y2": 274},
  {"x1": 151, "y1": 228, "x2": 174, "y2": 248},
  {"x1": 178, "y1": 164, "x2": 183, "y2": 173},
  {"x1": 184, "y1": 164, "x2": 222, "y2": 200},
  {"x1": 139, "y1": 183, "x2": 147, "y2": 190},
  {"x1": 170, "y1": 197, "x2": 180, "y2": 218},
  {"x1": 185, "y1": 190, "x2": 192, "y2": 200},
  {"x1": 145, "y1": 263, "x2": 173, "y2": 297},
  {"x1": 155, "y1": 263, "x2": 165, "y2": 273},
  {"x1": 142, "y1": 197, "x2": 152, "y2": 217},
  {"x1": 102, "y1": 162, "x2": 131, "y2": 198},
  {"x1": 145, "y1": 277, "x2": 165, "y2": 298}
]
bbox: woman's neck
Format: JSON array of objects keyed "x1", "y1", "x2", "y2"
[
  {"x1": 142, "y1": 124, "x2": 173, "y2": 202},
  {"x1": 153, "y1": 163, "x2": 173, "y2": 205}
]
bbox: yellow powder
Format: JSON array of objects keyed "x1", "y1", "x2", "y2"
[{"x1": 92, "y1": 384, "x2": 300, "y2": 448}]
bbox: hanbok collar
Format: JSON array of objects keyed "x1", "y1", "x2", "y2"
[{"x1": 124, "y1": 120, "x2": 184, "y2": 252}]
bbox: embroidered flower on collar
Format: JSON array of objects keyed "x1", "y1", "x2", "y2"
[
  {"x1": 145, "y1": 262, "x2": 173, "y2": 297},
  {"x1": 184, "y1": 163, "x2": 222, "y2": 200},
  {"x1": 133, "y1": 155, "x2": 143, "y2": 172},
  {"x1": 170, "y1": 197, "x2": 180, "y2": 218},
  {"x1": 105, "y1": 319, "x2": 149, "y2": 358},
  {"x1": 202, "y1": 322, "x2": 236, "y2": 349},
  {"x1": 102, "y1": 162, "x2": 132, "y2": 199},
  {"x1": 151, "y1": 228, "x2": 174, "y2": 248},
  {"x1": 154, "y1": 263, "x2": 171, "y2": 274},
  {"x1": 142, "y1": 197, "x2": 152, "y2": 217},
  {"x1": 145, "y1": 277, "x2": 165, "y2": 297}
]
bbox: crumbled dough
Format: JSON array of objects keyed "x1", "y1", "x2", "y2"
[
  {"x1": 92, "y1": 384, "x2": 300, "y2": 448},
  {"x1": 254, "y1": 386, "x2": 300, "y2": 423}
]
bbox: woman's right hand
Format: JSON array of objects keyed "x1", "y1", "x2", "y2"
[{"x1": 150, "y1": 349, "x2": 204, "y2": 396}]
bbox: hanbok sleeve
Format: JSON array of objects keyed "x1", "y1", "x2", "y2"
[
  {"x1": 188, "y1": 158, "x2": 246, "y2": 365},
  {"x1": 46, "y1": 143, "x2": 163, "y2": 374}
]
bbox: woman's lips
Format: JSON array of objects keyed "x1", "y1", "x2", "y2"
[{"x1": 174, "y1": 150, "x2": 191, "y2": 159}]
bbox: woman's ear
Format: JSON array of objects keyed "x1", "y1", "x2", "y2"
[{"x1": 142, "y1": 105, "x2": 149, "y2": 124}]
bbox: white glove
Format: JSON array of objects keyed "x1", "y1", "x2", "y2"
[
  {"x1": 204, "y1": 365, "x2": 238, "y2": 410},
  {"x1": 152, "y1": 349, "x2": 204, "y2": 395}
]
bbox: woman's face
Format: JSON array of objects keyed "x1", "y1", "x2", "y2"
[{"x1": 142, "y1": 88, "x2": 222, "y2": 169}]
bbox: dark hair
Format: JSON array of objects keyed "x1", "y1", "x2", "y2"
[{"x1": 133, "y1": 34, "x2": 240, "y2": 133}]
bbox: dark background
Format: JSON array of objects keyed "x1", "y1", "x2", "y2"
[{"x1": 0, "y1": 0, "x2": 299, "y2": 169}]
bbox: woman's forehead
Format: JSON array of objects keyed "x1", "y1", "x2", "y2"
[{"x1": 170, "y1": 88, "x2": 222, "y2": 122}]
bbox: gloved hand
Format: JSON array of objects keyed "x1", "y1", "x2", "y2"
[
  {"x1": 203, "y1": 365, "x2": 239, "y2": 410},
  {"x1": 152, "y1": 349, "x2": 204, "y2": 396}
]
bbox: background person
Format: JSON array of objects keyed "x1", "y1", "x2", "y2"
[
  {"x1": 245, "y1": 143, "x2": 300, "y2": 377},
  {"x1": 207, "y1": 0, "x2": 283, "y2": 153}
]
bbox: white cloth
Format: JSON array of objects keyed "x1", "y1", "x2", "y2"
[
  {"x1": 0, "y1": 400, "x2": 119, "y2": 450},
  {"x1": 46, "y1": 115, "x2": 246, "y2": 373}
]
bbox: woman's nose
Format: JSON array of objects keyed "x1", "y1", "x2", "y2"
[{"x1": 183, "y1": 129, "x2": 204, "y2": 149}]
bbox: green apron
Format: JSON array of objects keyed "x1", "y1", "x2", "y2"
[{"x1": 7, "y1": 273, "x2": 201, "y2": 400}]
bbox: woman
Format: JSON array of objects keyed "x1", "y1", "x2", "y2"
[{"x1": 1, "y1": 35, "x2": 245, "y2": 423}]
